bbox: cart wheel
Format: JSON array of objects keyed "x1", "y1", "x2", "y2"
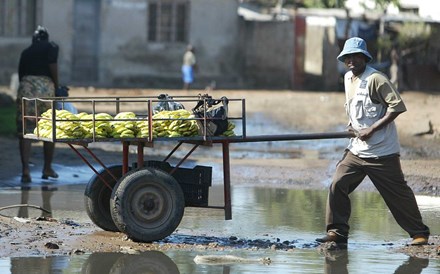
[
  {"x1": 110, "y1": 168, "x2": 185, "y2": 242},
  {"x1": 84, "y1": 165, "x2": 122, "y2": 232}
]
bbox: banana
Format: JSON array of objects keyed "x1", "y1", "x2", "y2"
[
  {"x1": 222, "y1": 130, "x2": 235, "y2": 137},
  {"x1": 169, "y1": 132, "x2": 182, "y2": 138}
]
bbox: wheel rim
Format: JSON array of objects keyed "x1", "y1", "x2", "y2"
[{"x1": 130, "y1": 184, "x2": 173, "y2": 229}]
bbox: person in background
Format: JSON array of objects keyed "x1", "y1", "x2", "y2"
[
  {"x1": 182, "y1": 44, "x2": 197, "y2": 90},
  {"x1": 389, "y1": 48, "x2": 398, "y2": 88},
  {"x1": 316, "y1": 37, "x2": 430, "y2": 246},
  {"x1": 16, "y1": 26, "x2": 59, "y2": 183}
]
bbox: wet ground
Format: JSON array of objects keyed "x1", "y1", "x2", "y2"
[{"x1": 0, "y1": 185, "x2": 439, "y2": 273}]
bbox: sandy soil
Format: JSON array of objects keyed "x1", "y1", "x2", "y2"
[{"x1": 0, "y1": 88, "x2": 439, "y2": 258}]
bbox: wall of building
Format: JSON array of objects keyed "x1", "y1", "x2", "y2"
[
  {"x1": 98, "y1": 0, "x2": 241, "y2": 89},
  {"x1": 190, "y1": 0, "x2": 241, "y2": 88},
  {"x1": 240, "y1": 20, "x2": 295, "y2": 89},
  {"x1": 0, "y1": 0, "x2": 74, "y2": 88},
  {"x1": 304, "y1": 16, "x2": 340, "y2": 91},
  {"x1": 0, "y1": 37, "x2": 25, "y2": 86},
  {"x1": 42, "y1": 0, "x2": 74, "y2": 86}
]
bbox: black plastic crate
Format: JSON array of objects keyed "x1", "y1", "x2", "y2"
[{"x1": 141, "y1": 160, "x2": 212, "y2": 207}]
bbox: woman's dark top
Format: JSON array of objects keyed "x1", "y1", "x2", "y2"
[{"x1": 18, "y1": 41, "x2": 59, "y2": 81}]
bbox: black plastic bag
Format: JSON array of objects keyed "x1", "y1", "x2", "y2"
[{"x1": 192, "y1": 94, "x2": 228, "y2": 136}]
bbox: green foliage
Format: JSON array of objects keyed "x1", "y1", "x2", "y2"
[
  {"x1": 374, "y1": 0, "x2": 399, "y2": 10},
  {"x1": 303, "y1": 0, "x2": 344, "y2": 8},
  {"x1": 378, "y1": 22, "x2": 431, "y2": 53},
  {"x1": 302, "y1": 0, "x2": 399, "y2": 9},
  {"x1": 243, "y1": 0, "x2": 400, "y2": 10},
  {"x1": 0, "y1": 106, "x2": 16, "y2": 136},
  {"x1": 397, "y1": 22, "x2": 431, "y2": 49},
  {"x1": 242, "y1": 0, "x2": 309, "y2": 8}
]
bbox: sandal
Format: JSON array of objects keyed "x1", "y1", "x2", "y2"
[{"x1": 42, "y1": 171, "x2": 59, "y2": 180}]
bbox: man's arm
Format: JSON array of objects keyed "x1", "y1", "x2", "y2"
[{"x1": 357, "y1": 111, "x2": 402, "y2": 141}]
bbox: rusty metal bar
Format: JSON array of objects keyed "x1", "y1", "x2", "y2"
[
  {"x1": 116, "y1": 97, "x2": 120, "y2": 114},
  {"x1": 51, "y1": 101, "x2": 56, "y2": 140},
  {"x1": 222, "y1": 141, "x2": 232, "y2": 220},
  {"x1": 148, "y1": 100, "x2": 153, "y2": 142},
  {"x1": 122, "y1": 141, "x2": 129, "y2": 174},
  {"x1": 163, "y1": 141, "x2": 184, "y2": 162},
  {"x1": 67, "y1": 144, "x2": 114, "y2": 190},
  {"x1": 137, "y1": 142, "x2": 144, "y2": 169},
  {"x1": 169, "y1": 144, "x2": 200, "y2": 175},
  {"x1": 242, "y1": 99, "x2": 246, "y2": 138}
]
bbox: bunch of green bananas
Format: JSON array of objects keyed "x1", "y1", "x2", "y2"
[
  {"x1": 34, "y1": 109, "x2": 86, "y2": 139},
  {"x1": 110, "y1": 112, "x2": 137, "y2": 138},
  {"x1": 78, "y1": 112, "x2": 113, "y2": 138},
  {"x1": 33, "y1": 108, "x2": 237, "y2": 140},
  {"x1": 152, "y1": 109, "x2": 198, "y2": 138},
  {"x1": 221, "y1": 122, "x2": 236, "y2": 137},
  {"x1": 135, "y1": 119, "x2": 150, "y2": 138}
]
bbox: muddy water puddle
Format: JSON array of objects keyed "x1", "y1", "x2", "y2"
[
  {"x1": 1, "y1": 249, "x2": 435, "y2": 273},
  {"x1": 0, "y1": 185, "x2": 438, "y2": 273}
]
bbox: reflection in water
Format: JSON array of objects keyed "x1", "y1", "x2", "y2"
[
  {"x1": 323, "y1": 249, "x2": 349, "y2": 274},
  {"x1": 9, "y1": 251, "x2": 180, "y2": 274},
  {"x1": 3, "y1": 250, "x2": 435, "y2": 274},
  {"x1": 10, "y1": 256, "x2": 69, "y2": 274},
  {"x1": 17, "y1": 186, "x2": 57, "y2": 218},
  {"x1": 321, "y1": 251, "x2": 430, "y2": 274},
  {"x1": 393, "y1": 257, "x2": 429, "y2": 274},
  {"x1": 83, "y1": 251, "x2": 180, "y2": 274}
]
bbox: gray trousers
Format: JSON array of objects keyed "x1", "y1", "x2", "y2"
[{"x1": 326, "y1": 150, "x2": 430, "y2": 238}]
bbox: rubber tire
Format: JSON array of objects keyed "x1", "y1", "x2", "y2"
[
  {"x1": 84, "y1": 165, "x2": 122, "y2": 232},
  {"x1": 108, "y1": 251, "x2": 179, "y2": 274},
  {"x1": 110, "y1": 168, "x2": 185, "y2": 242}
]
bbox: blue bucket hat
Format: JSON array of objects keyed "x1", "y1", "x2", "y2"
[{"x1": 337, "y1": 37, "x2": 372, "y2": 63}]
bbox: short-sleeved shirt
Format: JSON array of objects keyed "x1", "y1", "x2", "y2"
[
  {"x1": 344, "y1": 66, "x2": 406, "y2": 157},
  {"x1": 182, "y1": 51, "x2": 196, "y2": 66},
  {"x1": 18, "y1": 41, "x2": 59, "y2": 81}
]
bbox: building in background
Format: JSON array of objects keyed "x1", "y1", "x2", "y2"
[
  {"x1": 0, "y1": 0, "x2": 241, "y2": 89},
  {"x1": 0, "y1": 0, "x2": 439, "y2": 91}
]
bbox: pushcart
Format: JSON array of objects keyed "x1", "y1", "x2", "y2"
[{"x1": 22, "y1": 94, "x2": 353, "y2": 242}]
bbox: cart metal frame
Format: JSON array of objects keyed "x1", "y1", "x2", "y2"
[{"x1": 22, "y1": 95, "x2": 354, "y2": 241}]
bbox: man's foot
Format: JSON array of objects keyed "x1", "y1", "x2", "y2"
[
  {"x1": 410, "y1": 235, "x2": 429, "y2": 246},
  {"x1": 42, "y1": 169, "x2": 59, "y2": 180},
  {"x1": 316, "y1": 231, "x2": 348, "y2": 244}
]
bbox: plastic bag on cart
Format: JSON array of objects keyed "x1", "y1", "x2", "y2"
[
  {"x1": 153, "y1": 94, "x2": 185, "y2": 114},
  {"x1": 55, "y1": 85, "x2": 78, "y2": 114},
  {"x1": 192, "y1": 94, "x2": 228, "y2": 136}
]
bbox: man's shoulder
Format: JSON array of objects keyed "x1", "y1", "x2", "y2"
[{"x1": 368, "y1": 68, "x2": 388, "y2": 81}]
